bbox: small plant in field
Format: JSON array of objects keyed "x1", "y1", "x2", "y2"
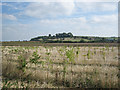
[
  {"x1": 66, "y1": 48, "x2": 75, "y2": 64},
  {"x1": 76, "y1": 51, "x2": 79, "y2": 55},
  {"x1": 93, "y1": 68, "x2": 99, "y2": 75},
  {"x1": 87, "y1": 49, "x2": 90, "y2": 60},
  {"x1": 66, "y1": 47, "x2": 75, "y2": 86},
  {"x1": 46, "y1": 51, "x2": 53, "y2": 70},
  {"x1": 58, "y1": 48, "x2": 64, "y2": 57},
  {"x1": 17, "y1": 55, "x2": 27, "y2": 73},
  {"x1": 45, "y1": 48, "x2": 53, "y2": 84},
  {"x1": 91, "y1": 52, "x2": 94, "y2": 59},
  {"x1": 58, "y1": 47, "x2": 68, "y2": 86},
  {"x1": 62, "y1": 58, "x2": 68, "y2": 86},
  {"x1": 30, "y1": 50, "x2": 40, "y2": 64},
  {"x1": 13, "y1": 48, "x2": 19, "y2": 53},
  {"x1": 39, "y1": 60, "x2": 46, "y2": 68},
  {"x1": 76, "y1": 50, "x2": 79, "y2": 61},
  {"x1": 102, "y1": 51, "x2": 106, "y2": 61},
  {"x1": 83, "y1": 54, "x2": 87, "y2": 60},
  {"x1": 24, "y1": 47, "x2": 30, "y2": 52},
  {"x1": 55, "y1": 67, "x2": 59, "y2": 85},
  {"x1": 76, "y1": 47, "x2": 80, "y2": 58},
  {"x1": 112, "y1": 47, "x2": 114, "y2": 52},
  {"x1": 14, "y1": 80, "x2": 19, "y2": 88},
  {"x1": 102, "y1": 48, "x2": 105, "y2": 51},
  {"x1": 66, "y1": 47, "x2": 75, "y2": 73},
  {"x1": 94, "y1": 48, "x2": 96, "y2": 54},
  {"x1": 2, "y1": 79, "x2": 15, "y2": 88},
  {"x1": 30, "y1": 50, "x2": 40, "y2": 84},
  {"x1": 105, "y1": 45, "x2": 109, "y2": 52},
  {"x1": 101, "y1": 48, "x2": 105, "y2": 54}
]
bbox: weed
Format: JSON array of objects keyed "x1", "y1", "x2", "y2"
[
  {"x1": 87, "y1": 49, "x2": 90, "y2": 60},
  {"x1": 17, "y1": 55, "x2": 27, "y2": 73},
  {"x1": 30, "y1": 50, "x2": 40, "y2": 64},
  {"x1": 66, "y1": 47, "x2": 75, "y2": 86}
]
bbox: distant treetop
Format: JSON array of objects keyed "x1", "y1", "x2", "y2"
[{"x1": 55, "y1": 32, "x2": 73, "y2": 38}]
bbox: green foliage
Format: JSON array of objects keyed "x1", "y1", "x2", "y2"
[
  {"x1": 17, "y1": 55, "x2": 27, "y2": 72},
  {"x1": 105, "y1": 45, "x2": 109, "y2": 51},
  {"x1": 65, "y1": 47, "x2": 75, "y2": 86},
  {"x1": 46, "y1": 50, "x2": 53, "y2": 69},
  {"x1": 76, "y1": 51, "x2": 79, "y2": 55},
  {"x1": 3, "y1": 79, "x2": 14, "y2": 88},
  {"x1": 46, "y1": 52, "x2": 50, "y2": 56},
  {"x1": 102, "y1": 51, "x2": 106, "y2": 60},
  {"x1": 2, "y1": 45, "x2": 118, "y2": 88},
  {"x1": 30, "y1": 51, "x2": 40, "y2": 64},
  {"x1": 30, "y1": 32, "x2": 118, "y2": 43},
  {"x1": 87, "y1": 49, "x2": 90, "y2": 60},
  {"x1": 66, "y1": 48, "x2": 75, "y2": 63},
  {"x1": 83, "y1": 54, "x2": 87, "y2": 60},
  {"x1": 62, "y1": 59, "x2": 67, "y2": 85}
]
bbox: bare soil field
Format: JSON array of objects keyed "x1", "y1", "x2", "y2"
[
  {"x1": 2, "y1": 41, "x2": 118, "y2": 46},
  {"x1": 1, "y1": 45, "x2": 119, "y2": 88}
]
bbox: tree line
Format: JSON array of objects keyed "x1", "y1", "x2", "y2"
[{"x1": 30, "y1": 32, "x2": 118, "y2": 43}]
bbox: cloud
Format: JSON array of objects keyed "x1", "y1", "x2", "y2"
[
  {"x1": 22, "y1": 2, "x2": 117, "y2": 19},
  {"x1": 2, "y1": 0, "x2": 119, "y2": 2},
  {"x1": 24, "y1": 1, "x2": 75, "y2": 18},
  {"x1": 2, "y1": 2, "x2": 118, "y2": 41},
  {"x1": 2, "y1": 13, "x2": 118, "y2": 41},
  {"x1": 3, "y1": 14, "x2": 17, "y2": 21},
  {"x1": 100, "y1": 3, "x2": 117, "y2": 11},
  {"x1": 91, "y1": 14, "x2": 117, "y2": 23},
  {"x1": 2, "y1": 23, "x2": 33, "y2": 41},
  {"x1": 28, "y1": 14, "x2": 117, "y2": 37},
  {"x1": 1, "y1": 2, "x2": 24, "y2": 10},
  {"x1": 40, "y1": 17, "x2": 86, "y2": 24},
  {"x1": 38, "y1": 14, "x2": 117, "y2": 36},
  {"x1": 38, "y1": 14, "x2": 117, "y2": 26},
  {"x1": 75, "y1": 2, "x2": 117, "y2": 13}
]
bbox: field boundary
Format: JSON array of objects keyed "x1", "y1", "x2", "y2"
[{"x1": 2, "y1": 42, "x2": 118, "y2": 47}]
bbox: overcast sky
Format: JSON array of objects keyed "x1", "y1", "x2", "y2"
[{"x1": 1, "y1": 1, "x2": 118, "y2": 41}]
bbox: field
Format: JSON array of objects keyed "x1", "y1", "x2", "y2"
[
  {"x1": 2, "y1": 41, "x2": 118, "y2": 46},
  {"x1": 1, "y1": 43, "x2": 119, "y2": 88}
]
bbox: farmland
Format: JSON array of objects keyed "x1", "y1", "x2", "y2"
[
  {"x1": 1, "y1": 43, "x2": 119, "y2": 88},
  {"x1": 30, "y1": 32, "x2": 118, "y2": 43}
]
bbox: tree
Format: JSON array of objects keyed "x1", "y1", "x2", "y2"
[
  {"x1": 68, "y1": 32, "x2": 73, "y2": 37},
  {"x1": 49, "y1": 34, "x2": 51, "y2": 37}
]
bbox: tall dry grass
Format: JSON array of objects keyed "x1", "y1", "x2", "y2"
[{"x1": 1, "y1": 46, "x2": 119, "y2": 88}]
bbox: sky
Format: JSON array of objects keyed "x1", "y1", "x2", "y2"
[{"x1": 1, "y1": 1, "x2": 118, "y2": 41}]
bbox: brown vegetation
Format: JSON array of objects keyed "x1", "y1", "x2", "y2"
[{"x1": 1, "y1": 45, "x2": 119, "y2": 88}]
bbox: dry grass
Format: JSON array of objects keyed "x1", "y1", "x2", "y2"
[{"x1": 1, "y1": 46, "x2": 119, "y2": 88}]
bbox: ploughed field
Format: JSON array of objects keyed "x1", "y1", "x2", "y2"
[{"x1": 2, "y1": 45, "x2": 119, "y2": 88}]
